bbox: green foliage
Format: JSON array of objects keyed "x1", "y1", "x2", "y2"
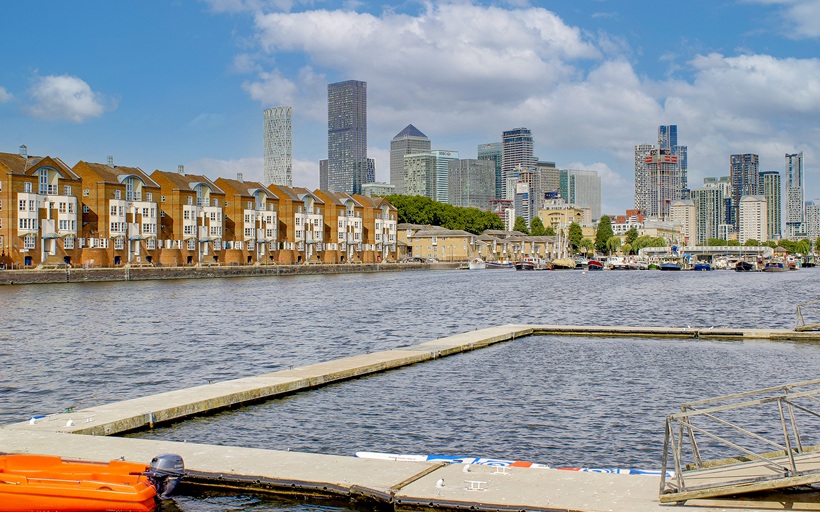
[
  {"x1": 568, "y1": 222, "x2": 583, "y2": 252},
  {"x1": 625, "y1": 227, "x2": 640, "y2": 247},
  {"x1": 529, "y1": 217, "x2": 547, "y2": 236},
  {"x1": 816, "y1": 237, "x2": 820, "y2": 251},
  {"x1": 706, "y1": 238, "x2": 727, "y2": 246},
  {"x1": 765, "y1": 240, "x2": 778, "y2": 248},
  {"x1": 606, "y1": 236, "x2": 621, "y2": 254},
  {"x1": 384, "y1": 195, "x2": 503, "y2": 234},
  {"x1": 727, "y1": 239, "x2": 740, "y2": 246},
  {"x1": 594, "y1": 215, "x2": 613, "y2": 253},
  {"x1": 545, "y1": 225, "x2": 556, "y2": 236},
  {"x1": 580, "y1": 237, "x2": 595, "y2": 254},
  {"x1": 744, "y1": 239, "x2": 759, "y2": 246},
  {"x1": 513, "y1": 216, "x2": 529, "y2": 235}
]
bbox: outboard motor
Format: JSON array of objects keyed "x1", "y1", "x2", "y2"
[{"x1": 145, "y1": 453, "x2": 185, "y2": 500}]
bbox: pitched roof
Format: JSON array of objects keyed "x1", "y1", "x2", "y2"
[
  {"x1": 393, "y1": 124, "x2": 428, "y2": 140},
  {"x1": 77, "y1": 161, "x2": 160, "y2": 188}
]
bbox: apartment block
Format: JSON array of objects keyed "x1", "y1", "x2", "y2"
[
  {"x1": 73, "y1": 159, "x2": 161, "y2": 267},
  {"x1": 0, "y1": 149, "x2": 82, "y2": 268},
  {"x1": 313, "y1": 190, "x2": 363, "y2": 264},
  {"x1": 151, "y1": 169, "x2": 226, "y2": 266},
  {"x1": 215, "y1": 175, "x2": 279, "y2": 265},
  {"x1": 354, "y1": 194, "x2": 398, "y2": 263},
  {"x1": 268, "y1": 185, "x2": 325, "y2": 264}
]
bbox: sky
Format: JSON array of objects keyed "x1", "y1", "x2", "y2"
[{"x1": 2, "y1": 0, "x2": 820, "y2": 215}]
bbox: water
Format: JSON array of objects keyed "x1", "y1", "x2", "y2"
[{"x1": 3, "y1": 269, "x2": 820, "y2": 510}]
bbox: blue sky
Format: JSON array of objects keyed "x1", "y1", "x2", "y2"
[{"x1": 2, "y1": 0, "x2": 820, "y2": 214}]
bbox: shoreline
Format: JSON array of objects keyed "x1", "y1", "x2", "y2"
[{"x1": 0, "y1": 262, "x2": 464, "y2": 286}]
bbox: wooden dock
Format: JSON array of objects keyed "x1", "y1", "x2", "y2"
[{"x1": 4, "y1": 324, "x2": 820, "y2": 511}]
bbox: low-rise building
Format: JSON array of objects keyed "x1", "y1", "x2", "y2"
[
  {"x1": 0, "y1": 149, "x2": 82, "y2": 268},
  {"x1": 151, "y1": 168, "x2": 226, "y2": 266},
  {"x1": 354, "y1": 194, "x2": 398, "y2": 263},
  {"x1": 74, "y1": 159, "x2": 161, "y2": 267},
  {"x1": 268, "y1": 185, "x2": 325, "y2": 264},
  {"x1": 216, "y1": 175, "x2": 279, "y2": 265}
]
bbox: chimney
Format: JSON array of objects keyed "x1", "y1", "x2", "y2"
[
  {"x1": 107, "y1": 155, "x2": 114, "y2": 167},
  {"x1": 237, "y1": 173, "x2": 244, "y2": 182},
  {"x1": 178, "y1": 165, "x2": 184, "y2": 174},
  {"x1": 19, "y1": 144, "x2": 27, "y2": 158}
]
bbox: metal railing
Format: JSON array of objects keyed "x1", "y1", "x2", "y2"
[
  {"x1": 795, "y1": 300, "x2": 820, "y2": 331},
  {"x1": 660, "y1": 379, "x2": 820, "y2": 502}
]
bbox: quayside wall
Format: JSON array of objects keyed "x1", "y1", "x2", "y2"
[{"x1": 0, "y1": 262, "x2": 461, "y2": 286}]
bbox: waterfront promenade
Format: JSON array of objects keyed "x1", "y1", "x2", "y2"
[{"x1": 4, "y1": 324, "x2": 820, "y2": 511}]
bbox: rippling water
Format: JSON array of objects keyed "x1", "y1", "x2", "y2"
[{"x1": 3, "y1": 269, "x2": 820, "y2": 510}]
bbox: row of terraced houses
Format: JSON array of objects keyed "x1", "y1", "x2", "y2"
[{"x1": 0, "y1": 149, "x2": 398, "y2": 269}]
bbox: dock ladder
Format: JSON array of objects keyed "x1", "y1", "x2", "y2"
[
  {"x1": 795, "y1": 300, "x2": 820, "y2": 331},
  {"x1": 660, "y1": 379, "x2": 820, "y2": 503}
]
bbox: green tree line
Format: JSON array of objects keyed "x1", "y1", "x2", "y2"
[{"x1": 385, "y1": 195, "x2": 504, "y2": 234}]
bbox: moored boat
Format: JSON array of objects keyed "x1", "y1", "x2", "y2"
[
  {"x1": 587, "y1": 259, "x2": 603, "y2": 271},
  {"x1": 514, "y1": 259, "x2": 537, "y2": 271},
  {"x1": 551, "y1": 257, "x2": 576, "y2": 270},
  {"x1": 763, "y1": 261, "x2": 787, "y2": 272},
  {"x1": 0, "y1": 453, "x2": 184, "y2": 512},
  {"x1": 660, "y1": 262, "x2": 682, "y2": 271},
  {"x1": 485, "y1": 260, "x2": 514, "y2": 269},
  {"x1": 693, "y1": 262, "x2": 711, "y2": 271},
  {"x1": 468, "y1": 257, "x2": 486, "y2": 270},
  {"x1": 735, "y1": 261, "x2": 755, "y2": 272}
]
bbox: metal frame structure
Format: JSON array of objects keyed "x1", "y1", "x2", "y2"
[
  {"x1": 660, "y1": 379, "x2": 820, "y2": 503},
  {"x1": 795, "y1": 300, "x2": 820, "y2": 331}
]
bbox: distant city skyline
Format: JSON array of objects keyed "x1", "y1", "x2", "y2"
[{"x1": 2, "y1": 1, "x2": 819, "y2": 215}]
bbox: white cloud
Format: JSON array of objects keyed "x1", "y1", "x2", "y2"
[
  {"x1": 0, "y1": 87, "x2": 12, "y2": 103},
  {"x1": 745, "y1": 0, "x2": 820, "y2": 38},
  {"x1": 222, "y1": 2, "x2": 820, "y2": 212},
  {"x1": 26, "y1": 75, "x2": 111, "y2": 122}
]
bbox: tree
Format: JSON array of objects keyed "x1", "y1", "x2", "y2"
[
  {"x1": 625, "y1": 227, "x2": 640, "y2": 247},
  {"x1": 621, "y1": 242, "x2": 632, "y2": 256},
  {"x1": 580, "y1": 237, "x2": 595, "y2": 255},
  {"x1": 594, "y1": 215, "x2": 613, "y2": 253},
  {"x1": 707, "y1": 238, "x2": 727, "y2": 246},
  {"x1": 744, "y1": 239, "x2": 759, "y2": 247},
  {"x1": 606, "y1": 236, "x2": 621, "y2": 255},
  {"x1": 513, "y1": 216, "x2": 529, "y2": 235},
  {"x1": 529, "y1": 217, "x2": 547, "y2": 236},
  {"x1": 568, "y1": 222, "x2": 583, "y2": 252},
  {"x1": 545, "y1": 225, "x2": 556, "y2": 236},
  {"x1": 384, "y1": 195, "x2": 503, "y2": 234}
]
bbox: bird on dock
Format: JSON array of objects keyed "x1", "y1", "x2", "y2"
[{"x1": 436, "y1": 478, "x2": 445, "y2": 488}]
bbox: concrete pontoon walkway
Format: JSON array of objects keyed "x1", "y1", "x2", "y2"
[{"x1": 3, "y1": 324, "x2": 820, "y2": 511}]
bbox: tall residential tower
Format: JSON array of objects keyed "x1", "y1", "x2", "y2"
[
  {"x1": 327, "y1": 80, "x2": 367, "y2": 195},
  {"x1": 501, "y1": 128, "x2": 536, "y2": 199},
  {"x1": 263, "y1": 106, "x2": 292, "y2": 187},
  {"x1": 786, "y1": 152, "x2": 805, "y2": 238}
]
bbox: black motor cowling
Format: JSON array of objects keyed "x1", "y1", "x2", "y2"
[{"x1": 145, "y1": 453, "x2": 185, "y2": 500}]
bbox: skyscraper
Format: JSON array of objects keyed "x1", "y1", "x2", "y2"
[
  {"x1": 634, "y1": 126, "x2": 687, "y2": 217},
  {"x1": 403, "y1": 152, "x2": 436, "y2": 199},
  {"x1": 327, "y1": 80, "x2": 367, "y2": 194},
  {"x1": 448, "y1": 159, "x2": 495, "y2": 210},
  {"x1": 759, "y1": 171, "x2": 781, "y2": 240},
  {"x1": 691, "y1": 186, "x2": 725, "y2": 244},
  {"x1": 730, "y1": 154, "x2": 760, "y2": 230},
  {"x1": 477, "y1": 142, "x2": 502, "y2": 199},
  {"x1": 786, "y1": 152, "x2": 805, "y2": 238},
  {"x1": 634, "y1": 143, "x2": 653, "y2": 214},
  {"x1": 390, "y1": 125, "x2": 430, "y2": 194},
  {"x1": 263, "y1": 106, "x2": 292, "y2": 187},
  {"x1": 565, "y1": 169, "x2": 602, "y2": 221},
  {"x1": 501, "y1": 128, "x2": 536, "y2": 199},
  {"x1": 432, "y1": 150, "x2": 459, "y2": 204}
]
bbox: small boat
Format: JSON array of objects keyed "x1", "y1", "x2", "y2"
[
  {"x1": 514, "y1": 259, "x2": 537, "y2": 271},
  {"x1": 0, "y1": 453, "x2": 184, "y2": 512},
  {"x1": 468, "y1": 257, "x2": 486, "y2": 270},
  {"x1": 550, "y1": 257, "x2": 576, "y2": 270},
  {"x1": 660, "y1": 262, "x2": 682, "y2": 271},
  {"x1": 735, "y1": 261, "x2": 754, "y2": 272},
  {"x1": 485, "y1": 261, "x2": 514, "y2": 269},
  {"x1": 647, "y1": 262, "x2": 660, "y2": 270},
  {"x1": 693, "y1": 262, "x2": 711, "y2": 271},
  {"x1": 763, "y1": 261, "x2": 787, "y2": 272},
  {"x1": 587, "y1": 259, "x2": 603, "y2": 271}
]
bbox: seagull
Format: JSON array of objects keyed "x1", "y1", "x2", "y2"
[
  {"x1": 463, "y1": 464, "x2": 471, "y2": 473},
  {"x1": 436, "y1": 478, "x2": 445, "y2": 488}
]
